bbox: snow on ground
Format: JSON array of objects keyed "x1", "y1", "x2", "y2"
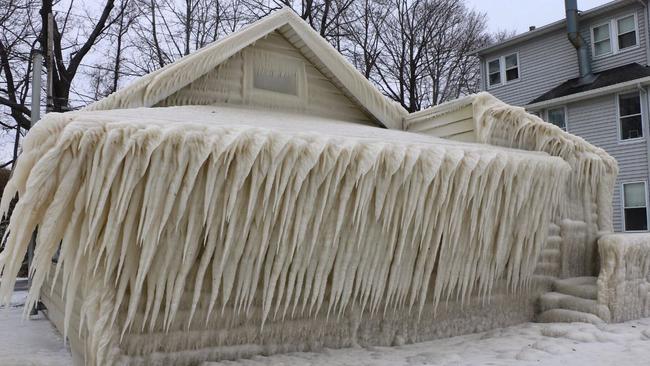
[
  {"x1": 0, "y1": 291, "x2": 72, "y2": 366},
  {"x1": 2, "y1": 290, "x2": 650, "y2": 366}
]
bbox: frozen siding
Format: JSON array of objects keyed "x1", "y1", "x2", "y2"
[
  {"x1": 159, "y1": 31, "x2": 375, "y2": 125},
  {"x1": 567, "y1": 95, "x2": 649, "y2": 231}
]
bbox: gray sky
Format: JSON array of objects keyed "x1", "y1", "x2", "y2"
[{"x1": 465, "y1": 0, "x2": 613, "y2": 34}]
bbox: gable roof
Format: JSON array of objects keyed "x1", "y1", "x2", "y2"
[
  {"x1": 528, "y1": 63, "x2": 650, "y2": 105},
  {"x1": 85, "y1": 8, "x2": 407, "y2": 129}
]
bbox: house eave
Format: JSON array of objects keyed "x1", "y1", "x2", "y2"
[
  {"x1": 525, "y1": 76, "x2": 650, "y2": 110},
  {"x1": 473, "y1": 0, "x2": 641, "y2": 56}
]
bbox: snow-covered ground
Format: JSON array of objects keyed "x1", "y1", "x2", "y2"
[
  {"x1": 0, "y1": 291, "x2": 72, "y2": 366},
  {"x1": 2, "y1": 290, "x2": 650, "y2": 366}
]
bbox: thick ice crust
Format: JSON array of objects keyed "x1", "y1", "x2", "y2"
[
  {"x1": 598, "y1": 233, "x2": 650, "y2": 322},
  {"x1": 0, "y1": 106, "x2": 567, "y2": 364}
]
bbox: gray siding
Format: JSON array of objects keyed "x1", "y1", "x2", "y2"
[
  {"x1": 482, "y1": 3, "x2": 647, "y2": 107},
  {"x1": 482, "y1": 2, "x2": 650, "y2": 232},
  {"x1": 566, "y1": 94, "x2": 649, "y2": 232},
  {"x1": 483, "y1": 28, "x2": 578, "y2": 106},
  {"x1": 580, "y1": 4, "x2": 648, "y2": 73}
]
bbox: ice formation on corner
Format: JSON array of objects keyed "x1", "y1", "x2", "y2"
[
  {"x1": 0, "y1": 104, "x2": 569, "y2": 364},
  {"x1": 472, "y1": 93, "x2": 617, "y2": 233}
]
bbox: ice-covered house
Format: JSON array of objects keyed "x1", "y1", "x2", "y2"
[{"x1": 0, "y1": 7, "x2": 642, "y2": 366}]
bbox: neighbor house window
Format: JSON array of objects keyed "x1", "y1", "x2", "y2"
[
  {"x1": 505, "y1": 54, "x2": 519, "y2": 81},
  {"x1": 623, "y1": 182, "x2": 648, "y2": 231},
  {"x1": 616, "y1": 15, "x2": 638, "y2": 50},
  {"x1": 618, "y1": 92, "x2": 643, "y2": 140},
  {"x1": 591, "y1": 14, "x2": 638, "y2": 57},
  {"x1": 547, "y1": 107, "x2": 567, "y2": 131},
  {"x1": 487, "y1": 53, "x2": 519, "y2": 88},
  {"x1": 488, "y1": 59, "x2": 501, "y2": 87},
  {"x1": 592, "y1": 23, "x2": 612, "y2": 57}
]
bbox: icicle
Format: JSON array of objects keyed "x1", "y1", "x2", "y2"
[{"x1": 0, "y1": 105, "x2": 576, "y2": 365}]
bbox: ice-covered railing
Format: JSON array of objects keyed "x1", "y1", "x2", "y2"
[
  {"x1": 0, "y1": 106, "x2": 569, "y2": 363},
  {"x1": 472, "y1": 93, "x2": 618, "y2": 233}
]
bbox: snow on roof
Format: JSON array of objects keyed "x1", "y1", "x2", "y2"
[
  {"x1": 85, "y1": 8, "x2": 407, "y2": 130},
  {"x1": 72, "y1": 103, "x2": 559, "y2": 159}
]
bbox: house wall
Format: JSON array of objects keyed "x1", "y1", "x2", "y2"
[
  {"x1": 566, "y1": 93, "x2": 650, "y2": 232},
  {"x1": 480, "y1": 2, "x2": 650, "y2": 233},
  {"x1": 482, "y1": 28, "x2": 579, "y2": 106},
  {"x1": 582, "y1": 4, "x2": 649, "y2": 73},
  {"x1": 158, "y1": 31, "x2": 375, "y2": 125},
  {"x1": 480, "y1": 2, "x2": 647, "y2": 107}
]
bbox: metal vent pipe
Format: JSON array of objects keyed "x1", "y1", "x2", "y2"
[{"x1": 565, "y1": 0, "x2": 594, "y2": 81}]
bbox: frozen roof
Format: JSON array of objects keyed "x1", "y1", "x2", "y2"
[
  {"x1": 85, "y1": 8, "x2": 407, "y2": 130},
  {"x1": 73, "y1": 103, "x2": 559, "y2": 159}
]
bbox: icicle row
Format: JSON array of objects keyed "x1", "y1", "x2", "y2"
[
  {"x1": 0, "y1": 110, "x2": 568, "y2": 364},
  {"x1": 473, "y1": 92, "x2": 618, "y2": 232}
]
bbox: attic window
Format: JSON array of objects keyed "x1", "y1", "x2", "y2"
[
  {"x1": 253, "y1": 72, "x2": 298, "y2": 95},
  {"x1": 244, "y1": 49, "x2": 307, "y2": 107}
]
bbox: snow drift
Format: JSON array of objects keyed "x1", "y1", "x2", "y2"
[{"x1": 0, "y1": 104, "x2": 569, "y2": 364}]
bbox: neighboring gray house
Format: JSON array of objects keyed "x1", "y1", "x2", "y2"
[{"x1": 476, "y1": 0, "x2": 650, "y2": 233}]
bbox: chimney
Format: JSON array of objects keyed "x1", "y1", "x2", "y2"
[
  {"x1": 529, "y1": 26, "x2": 536, "y2": 31},
  {"x1": 565, "y1": 0, "x2": 595, "y2": 84}
]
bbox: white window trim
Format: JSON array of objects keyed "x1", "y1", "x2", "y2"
[
  {"x1": 616, "y1": 91, "x2": 645, "y2": 143},
  {"x1": 590, "y1": 13, "x2": 639, "y2": 60},
  {"x1": 614, "y1": 13, "x2": 640, "y2": 52},
  {"x1": 621, "y1": 180, "x2": 649, "y2": 233},
  {"x1": 591, "y1": 20, "x2": 613, "y2": 59},
  {"x1": 486, "y1": 52, "x2": 520, "y2": 89},
  {"x1": 545, "y1": 105, "x2": 568, "y2": 132},
  {"x1": 486, "y1": 57, "x2": 502, "y2": 88}
]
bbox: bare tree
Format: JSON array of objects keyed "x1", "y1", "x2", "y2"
[{"x1": 41, "y1": 0, "x2": 119, "y2": 112}]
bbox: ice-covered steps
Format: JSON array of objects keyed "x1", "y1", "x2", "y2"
[
  {"x1": 533, "y1": 234, "x2": 562, "y2": 277},
  {"x1": 553, "y1": 277, "x2": 598, "y2": 300},
  {"x1": 537, "y1": 276, "x2": 609, "y2": 324},
  {"x1": 537, "y1": 309, "x2": 604, "y2": 324}
]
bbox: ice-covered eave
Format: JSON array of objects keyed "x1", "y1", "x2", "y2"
[{"x1": 85, "y1": 8, "x2": 407, "y2": 130}]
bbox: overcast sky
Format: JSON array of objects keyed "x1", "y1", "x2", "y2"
[{"x1": 465, "y1": 0, "x2": 613, "y2": 34}]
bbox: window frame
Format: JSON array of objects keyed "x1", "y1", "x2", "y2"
[
  {"x1": 486, "y1": 57, "x2": 502, "y2": 88},
  {"x1": 545, "y1": 105, "x2": 568, "y2": 131},
  {"x1": 486, "y1": 52, "x2": 520, "y2": 89},
  {"x1": 243, "y1": 49, "x2": 308, "y2": 108},
  {"x1": 614, "y1": 13, "x2": 640, "y2": 52},
  {"x1": 591, "y1": 21, "x2": 613, "y2": 58},
  {"x1": 621, "y1": 181, "x2": 649, "y2": 233},
  {"x1": 616, "y1": 91, "x2": 644, "y2": 142},
  {"x1": 590, "y1": 13, "x2": 639, "y2": 60}
]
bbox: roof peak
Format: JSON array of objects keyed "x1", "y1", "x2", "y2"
[{"x1": 86, "y1": 8, "x2": 406, "y2": 129}]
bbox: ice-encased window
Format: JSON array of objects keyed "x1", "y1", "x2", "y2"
[
  {"x1": 244, "y1": 49, "x2": 308, "y2": 108},
  {"x1": 253, "y1": 72, "x2": 298, "y2": 95}
]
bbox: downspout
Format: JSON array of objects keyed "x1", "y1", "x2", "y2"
[{"x1": 565, "y1": 0, "x2": 595, "y2": 84}]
